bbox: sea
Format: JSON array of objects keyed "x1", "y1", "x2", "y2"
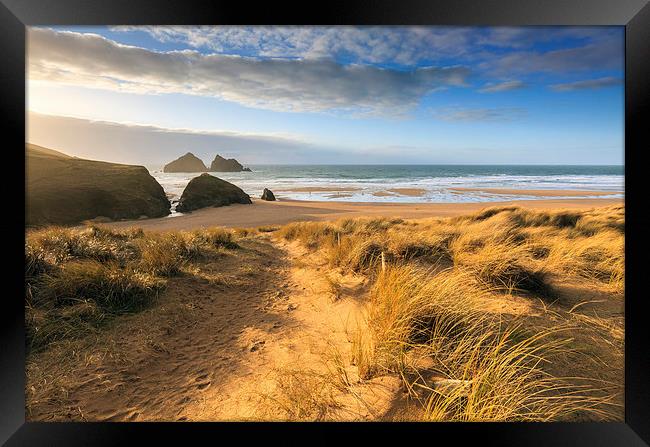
[{"x1": 150, "y1": 165, "x2": 624, "y2": 215}]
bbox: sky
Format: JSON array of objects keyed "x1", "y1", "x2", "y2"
[{"x1": 26, "y1": 26, "x2": 624, "y2": 167}]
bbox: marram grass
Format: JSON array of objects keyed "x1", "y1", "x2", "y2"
[
  {"x1": 279, "y1": 205, "x2": 623, "y2": 421},
  {"x1": 25, "y1": 225, "x2": 240, "y2": 351}
]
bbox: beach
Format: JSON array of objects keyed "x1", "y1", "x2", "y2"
[
  {"x1": 150, "y1": 164, "x2": 624, "y2": 208},
  {"x1": 106, "y1": 195, "x2": 623, "y2": 231}
]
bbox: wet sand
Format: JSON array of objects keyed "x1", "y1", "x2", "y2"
[
  {"x1": 388, "y1": 188, "x2": 426, "y2": 197},
  {"x1": 106, "y1": 196, "x2": 623, "y2": 231},
  {"x1": 372, "y1": 188, "x2": 426, "y2": 197}
]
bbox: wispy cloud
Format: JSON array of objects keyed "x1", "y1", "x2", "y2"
[
  {"x1": 549, "y1": 76, "x2": 623, "y2": 91},
  {"x1": 478, "y1": 80, "x2": 527, "y2": 93},
  {"x1": 110, "y1": 26, "x2": 622, "y2": 70},
  {"x1": 110, "y1": 26, "x2": 479, "y2": 65},
  {"x1": 483, "y1": 39, "x2": 623, "y2": 76},
  {"x1": 431, "y1": 107, "x2": 527, "y2": 122},
  {"x1": 28, "y1": 28, "x2": 469, "y2": 116}
]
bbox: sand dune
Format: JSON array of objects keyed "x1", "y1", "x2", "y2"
[
  {"x1": 26, "y1": 234, "x2": 400, "y2": 421},
  {"x1": 27, "y1": 205, "x2": 624, "y2": 421}
]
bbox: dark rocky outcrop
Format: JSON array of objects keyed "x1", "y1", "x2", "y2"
[
  {"x1": 210, "y1": 154, "x2": 252, "y2": 172},
  {"x1": 26, "y1": 144, "x2": 171, "y2": 226},
  {"x1": 261, "y1": 188, "x2": 276, "y2": 201},
  {"x1": 176, "y1": 173, "x2": 252, "y2": 213},
  {"x1": 163, "y1": 152, "x2": 207, "y2": 173}
]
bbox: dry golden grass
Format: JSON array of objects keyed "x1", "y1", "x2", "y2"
[
  {"x1": 256, "y1": 368, "x2": 343, "y2": 421},
  {"x1": 325, "y1": 274, "x2": 343, "y2": 301},
  {"x1": 360, "y1": 266, "x2": 617, "y2": 421},
  {"x1": 25, "y1": 205, "x2": 623, "y2": 421},
  {"x1": 25, "y1": 225, "x2": 240, "y2": 351},
  {"x1": 278, "y1": 205, "x2": 624, "y2": 421},
  {"x1": 278, "y1": 205, "x2": 623, "y2": 294}
]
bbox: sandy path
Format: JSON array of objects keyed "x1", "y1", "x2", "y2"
[
  {"x1": 183, "y1": 240, "x2": 400, "y2": 420},
  {"x1": 27, "y1": 236, "x2": 397, "y2": 421},
  {"x1": 28, "y1": 238, "x2": 289, "y2": 421},
  {"x1": 105, "y1": 197, "x2": 623, "y2": 232}
]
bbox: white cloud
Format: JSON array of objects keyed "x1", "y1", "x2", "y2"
[
  {"x1": 550, "y1": 76, "x2": 623, "y2": 91},
  {"x1": 478, "y1": 80, "x2": 527, "y2": 93},
  {"x1": 111, "y1": 26, "x2": 479, "y2": 65},
  {"x1": 28, "y1": 28, "x2": 470, "y2": 116},
  {"x1": 110, "y1": 26, "x2": 622, "y2": 70}
]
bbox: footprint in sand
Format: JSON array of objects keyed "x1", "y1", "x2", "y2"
[
  {"x1": 249, "y1": 340, "x2": 266, "y2": 352},
  {"x1": 195, "y1": 373, "x2": 210, "y2": 382},
  {"x1": 196, "y1": 381, "x2": 211, "y2": 391}
]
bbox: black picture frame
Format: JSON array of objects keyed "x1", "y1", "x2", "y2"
[{"x1": 2, "y1": 0, "x2": 649, "y2": 445}]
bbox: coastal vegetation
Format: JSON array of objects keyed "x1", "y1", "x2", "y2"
[
  {"x1": 25, "y1": 204, "x2": 623, "y2": 421},
  {"x1": 25, "y1": 225, "x2": 238, "y2": 351},
  {"x1": 274, "y1": 204, "x2": 624, "y2": 420}
]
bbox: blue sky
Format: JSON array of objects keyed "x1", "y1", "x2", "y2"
[{"x1": 26, "y1": 26, "x2": 624, "y2": 165}]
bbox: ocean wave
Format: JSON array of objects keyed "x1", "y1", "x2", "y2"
[{"x1": 151, "y1": 166, "x2": 624, "y2": 206}]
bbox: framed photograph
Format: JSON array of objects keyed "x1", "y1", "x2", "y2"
[{"x1": 3, "y1": 0, "x2": 649, "y2": 444}]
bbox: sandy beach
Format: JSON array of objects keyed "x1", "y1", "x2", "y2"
[{"x1": 106, "y1": 194, "x2": 623, "y2": 231}]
